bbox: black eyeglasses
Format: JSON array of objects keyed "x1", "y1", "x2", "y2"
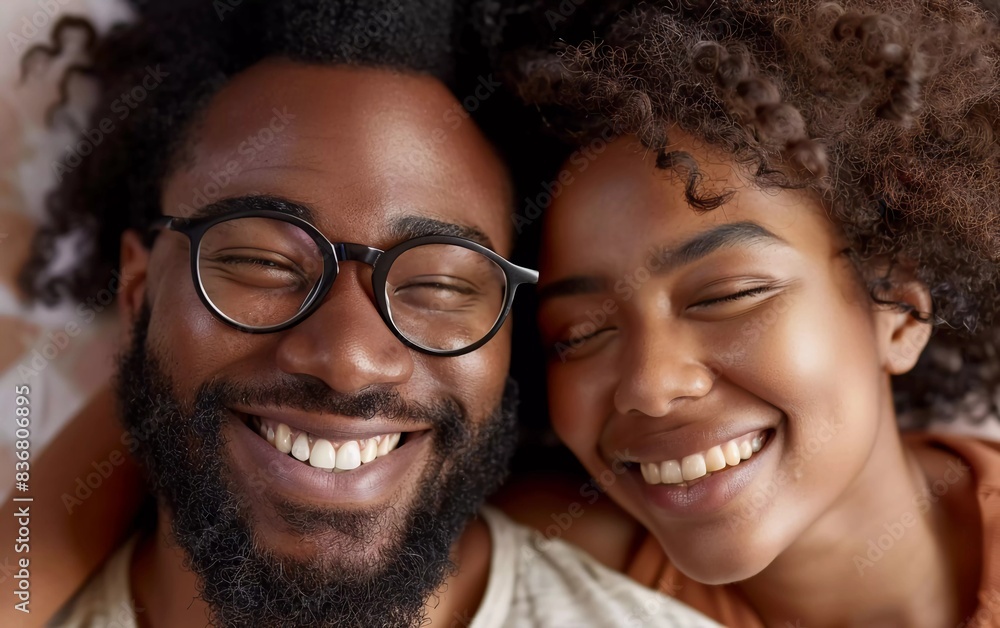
[{"x1": 147, "y1": 208, "x2": 538, "y2": 356}]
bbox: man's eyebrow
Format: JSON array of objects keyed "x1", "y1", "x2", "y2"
[
  {"x1": 181, "y1": 201, "x2": 495, "y2": 249},
  {"x1": 186, "y1": 195, "x2": 316, "y2": 223},
  {"x1": 390, "y1": 216, "x2": 494, "y2": 250},
  {"x1": 537, "y1": 221, "x2": 787, "y2": 304}
]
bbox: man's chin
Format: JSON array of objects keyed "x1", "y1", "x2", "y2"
[
  {"x1": 159, "y1": 448, "x2": 461, "y2": 628},
  {"x1": 220, "y1": 416, "x2": 445, "y2": 566},
  {"x1": 235, "y1": 497, "x2": 414, "y2": 572}
]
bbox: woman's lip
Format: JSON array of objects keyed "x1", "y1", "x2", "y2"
[
  {"x1": 611, "y1": 423, "x2": 778, "y2": 465},
  {"x1": 635, "y1": 424, "x2": 782, "y2": 516},
  {"x1": 226, "y1": 412, "x2": 434, "y2": 507}
]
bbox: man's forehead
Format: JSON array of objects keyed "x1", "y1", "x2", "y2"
[{"x1": 162, "y1": 59, "x2": 513, "y2": 252}]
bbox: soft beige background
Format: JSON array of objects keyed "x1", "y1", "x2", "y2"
[{"x1": 0, "y1": 0, "x2": 130, "y2": 497}]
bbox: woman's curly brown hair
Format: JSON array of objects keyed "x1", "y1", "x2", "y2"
[{"x1": 500, "y1": 0, "x2": 1000, "y2": 424}]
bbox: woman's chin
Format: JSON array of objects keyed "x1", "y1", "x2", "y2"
[{"x1": 660, "y1": 539, "x2": 778, "y2": 585}]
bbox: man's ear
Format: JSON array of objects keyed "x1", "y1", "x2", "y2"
[
  {"x1": 118, "y1": 229, "x2": 150, "y2": 325},
  {"x1": 876, "y1": 277, "x2": 933, "y2": 375}
]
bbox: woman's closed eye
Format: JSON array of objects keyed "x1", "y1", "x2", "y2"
[
  {"x1": 542, "y1": 281, "x2": 789, "y2": 360},
  {"x1": 548, "y1": 286, "x2": 775, "y2": 347},
  {"x1": 545, "y1": 324, "x2": 616, "y2": 360},
  {"x1": 689, "y1": 285, "x2": 776, "y2": 309}
]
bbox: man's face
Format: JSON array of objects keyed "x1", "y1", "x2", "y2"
[{"x1": 117, "y1": 60, "x2": 518, "y2": 626}]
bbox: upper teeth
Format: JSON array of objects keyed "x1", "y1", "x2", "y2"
[
  {"x1": 639, "y1": 432, "x2": 766, "y2": 485},
  {"x1": 252, "y1": 417, "x2": 402, "y2": 473}
]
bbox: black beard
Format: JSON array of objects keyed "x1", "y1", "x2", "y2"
[{"x1": 115, "y1": 304, "x2": 519, "y2": 627}]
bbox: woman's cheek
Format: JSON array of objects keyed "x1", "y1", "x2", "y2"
[
  {"x1": 726, "y1": 293, "x2": 881, "y2": 505},
  {"x1": 548, "y1": 363, "x2": 605, "y2": 458}
]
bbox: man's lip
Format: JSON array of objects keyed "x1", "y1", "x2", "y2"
[
  {"x1": 607, "y1": 422, "x2": 780, "y2": 464},
  {"x1": 227, "y1": 416, "x2": 435, "y2": 507},
  {"x1": 228, "y1": 405, "x2": 431, "y2": 442}
]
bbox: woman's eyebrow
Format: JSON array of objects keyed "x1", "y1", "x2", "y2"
[
  {"x1": 537, "y1": 221, "x2": 788, "y2": 304},
  {"x1": 656, "y1": 221, "x2": 788, "y2": 273}
]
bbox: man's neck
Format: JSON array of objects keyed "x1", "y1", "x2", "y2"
[{"x1": 129, "y1": 511, "x2": 494, "y2": 628}]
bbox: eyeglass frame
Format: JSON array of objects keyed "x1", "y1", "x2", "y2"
[{"x1": 146, "y1": 208, "x2": 539, "y2": 357}]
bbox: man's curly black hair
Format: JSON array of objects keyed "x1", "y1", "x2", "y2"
[
  {"x1": 17, "y1": 0, "x2": 506, "y2": 305},
  {"x1": 481, "y1": 0, "x2": 1000, "y2": 425}
]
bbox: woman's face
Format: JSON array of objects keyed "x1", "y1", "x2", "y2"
[{"x1": 538, "y1": 133, "x2": 909, "y2": 583}]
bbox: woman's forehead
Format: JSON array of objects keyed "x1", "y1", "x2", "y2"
[{"x1": 541, "y1": 135, "x2": 834, "y2": 273}]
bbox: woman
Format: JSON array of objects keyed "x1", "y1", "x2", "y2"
[{"x1": 502, "y1": 0, "x2": 1000, "y2": 625}]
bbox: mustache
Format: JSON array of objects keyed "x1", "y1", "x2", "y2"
[
  {"x1": 127, "y1": 299, "x2": 463, "y2": 426},
  {"x1": 200, "y1": 373, "x2": 464, "y2": 426}
]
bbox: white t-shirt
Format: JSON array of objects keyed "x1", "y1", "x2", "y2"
[{"x1": 56, "y1": 506, "x2": 719, "y2": 627}]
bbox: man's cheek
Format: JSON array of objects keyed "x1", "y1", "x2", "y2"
[
  {"x1": 427, "y1": 343, "x2": 507, "y2": 400},
  {"x1": 148, "y1": 290, "x2": 234, "y2": 388}
]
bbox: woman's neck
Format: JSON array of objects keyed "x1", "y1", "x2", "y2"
[{"x1": 735, "y1": 412, "x2": 981, "y2": 627}]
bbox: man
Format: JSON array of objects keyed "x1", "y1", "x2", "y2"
[{"x1": 21, "y1": 0, "x2": 718, "y2": 626}]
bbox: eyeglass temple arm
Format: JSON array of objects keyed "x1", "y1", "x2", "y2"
[
  {"x1": 143, "y1": 215, "x2": 190, "y2": 247},
  {"x1": 511, "y1": 265, "x2": 539, "y2": 286}
]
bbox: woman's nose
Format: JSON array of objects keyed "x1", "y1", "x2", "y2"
[{"x1": 613, "y1": 323, "x2": 714, "y2": 417}]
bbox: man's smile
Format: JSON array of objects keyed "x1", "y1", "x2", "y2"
[
  {"x1": 230, "y1": 404, "x2": 430, "y2": 473},
  {"x1": 252, "y1": 415, "x2": 405, "y2": 471},
  {"x1": 227, "y1": 408, "x2": 437, "y2": 507}
]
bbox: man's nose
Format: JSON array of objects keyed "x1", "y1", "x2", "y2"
[
  {"x1": 613, "y1": 321, "x2": 714, "y2": 418},
  {"x1": 274, "y1": 265, "x2": 414, "y2": 394}
]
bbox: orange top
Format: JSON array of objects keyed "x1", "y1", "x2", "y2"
[{"x1": 624, "y1": 432, "x2": 1000, "y2": 627}]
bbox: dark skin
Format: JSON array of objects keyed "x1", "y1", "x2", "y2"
[
  {"x1": 532, "y1": 132, "x2": 981, "y2": 627},
  {"x1": 112, "y1": 59, "x2": 511, "y2": 627}
]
